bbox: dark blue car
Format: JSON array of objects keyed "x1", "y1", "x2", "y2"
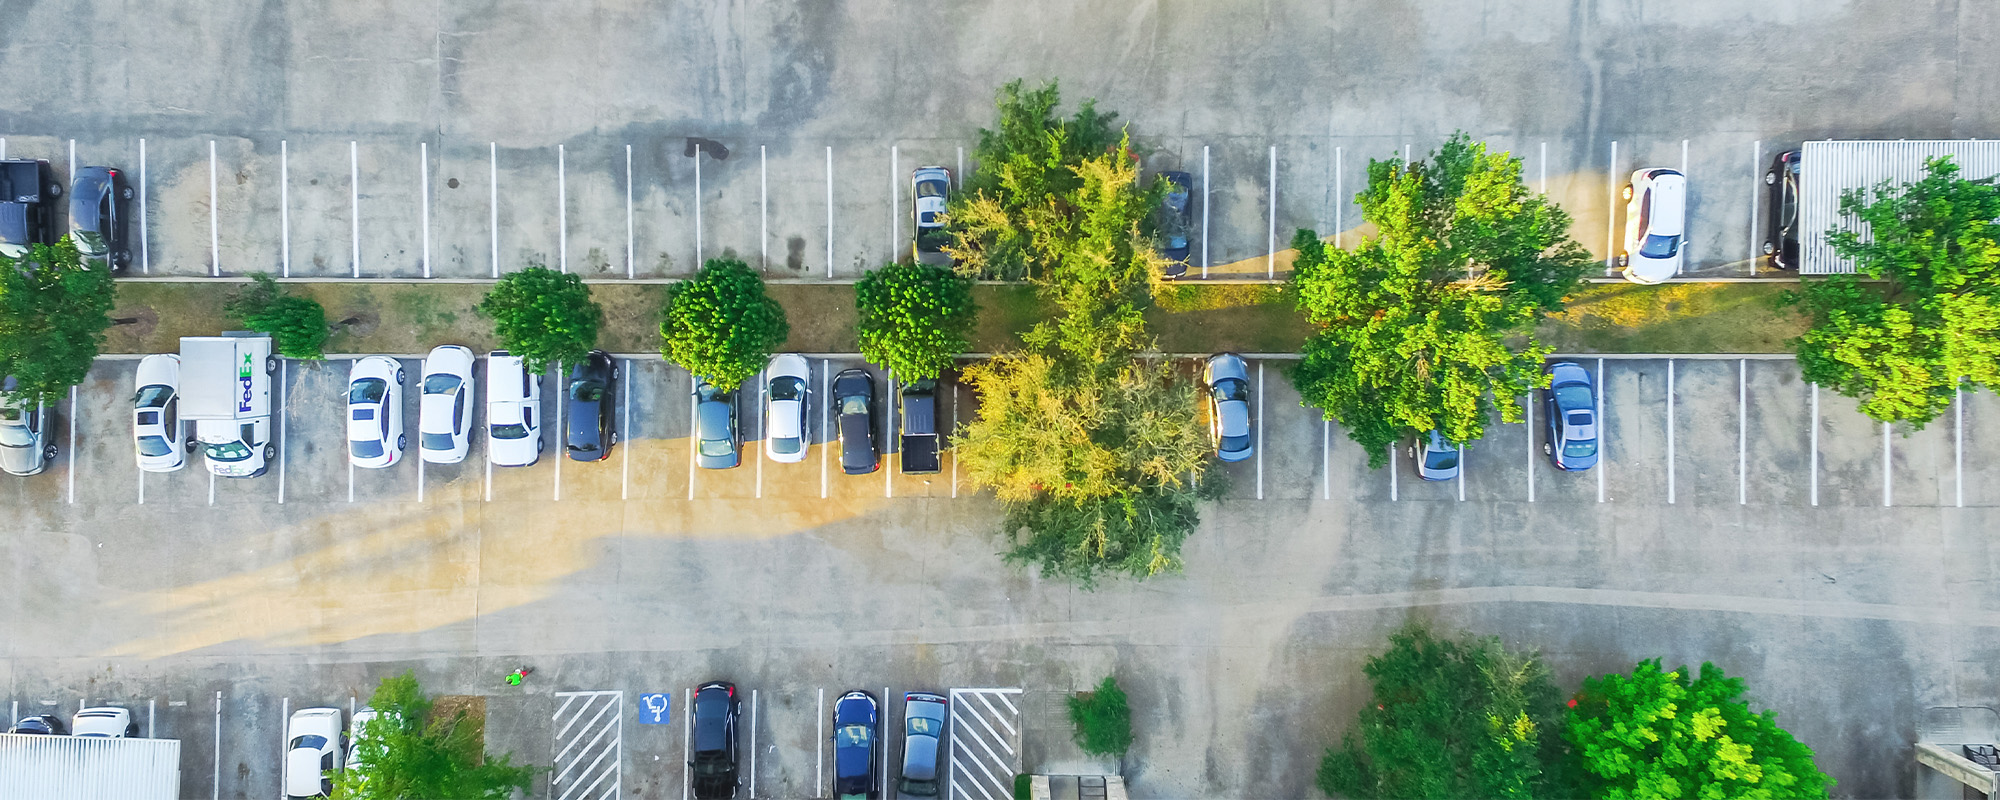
[
  {"x1": 1544, "y1": 362, "x2": 1598, "y2": 471},
  {"x1": 832, "y1": 690, "x2": 879, "y2": 800}
]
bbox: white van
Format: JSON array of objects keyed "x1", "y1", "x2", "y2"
[{"x1": 180, "y1": 334, "x2": 275, "y2": 477}]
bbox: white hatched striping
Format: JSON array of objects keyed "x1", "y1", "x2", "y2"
[
  {"x1": 552, "y1": 690, "x2": 623, "y2": 800},
  {"x1": 947, "y1": 688, "x2": 1021, "y2": 800}
]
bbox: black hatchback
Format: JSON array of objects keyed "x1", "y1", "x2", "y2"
[
  {"x1": 8, "y1": 714, "x2": 67, "y2": 735},
  {"x1": 69, "y1": 166, "x2": 133, "y2": 270},
  {"x1": 1763, "y1": 149, "x2": 1801, "y2": 270},
  {"x1": 691, "y1": 681, "x2": 741, "y2": 799},
  {"x1": 833, "y1": 368, "x2": 878, "y2": 475},
  {"x1": 564, "y1": 350, "x2": 617, "y2": 461}
]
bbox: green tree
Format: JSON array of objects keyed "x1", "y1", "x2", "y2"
[
  {"x1": 333, "y1": 671, "x2": 536, "y2": 800},
  {"x1": 224, "y1": 273, "x2": 327, "y2": 360},
  {"x1": 1287, "y1": 134, "x2": 1591, "y2": 466},
  {"x1": 1067, "y1": 675, "x2": 1133, "y2": 758},
  {"x1": 1564, "y1": 660, "x2": 1830, "y2": 800},
  {"x1": 660, "y1": 258, "x2": 788, "y2": 390},
  {"x1": 1781, "y1": 157, "x2": 2000, "y2": 426},
  {"x1": 0, "y1": 238, "x2": 118, "y2": 407},
  {"x1": 945, "y1": 79, "x2": 1122, "y2": 280},
  {"x1": 475, "y1": 265, "x2": 602, "y2": 375},
  {"x1": 1316, "y1": 624, "x2": 1568, "y2": 800},
  {"x1": 855, "y1": 262, "x2": 976, "y2": 380}
]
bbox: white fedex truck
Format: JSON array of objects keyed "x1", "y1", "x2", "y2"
[{"x1": 179, "y1": 333, "x2": 275, "y2": 477}]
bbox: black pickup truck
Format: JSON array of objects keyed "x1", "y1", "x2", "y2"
[
  {"x1": 0, "y1": 159, "x2": 59, "y2": 260},
  {"x1": 898, "y1": 379, "x2": 941, "y2": 475}
]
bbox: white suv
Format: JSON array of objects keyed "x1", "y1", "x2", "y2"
[{"x1": 1618, "y1": 167, "x2": 1687, "y2": 284}]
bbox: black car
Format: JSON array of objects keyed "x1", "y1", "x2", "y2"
[
  {"x1": 691, "y1": 681, "x2": 741, "y2": 799},
  {"x1": 69, "y1": 166, "x2": 134, "y2": 269},
  {"x1": 1155, "y1": 170, "x2": 1192, "y2": 277},
  {"x1": 833, "y1": 368, "x2": 877, "y2": 475},
  {"x1": 1763, "y1": 149, "x2": 1801, "y2": 270},
  {"x1": 564, "y1": 350, "x2": 617, "y2": 462},
  {"x1": 0, "y1": 159, "x2": 60, "y2": 261},
  {"x1": 8, "y1": 714, "x2": 67, "y2": 735}
]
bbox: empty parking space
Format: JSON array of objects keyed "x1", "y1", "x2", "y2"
[
  {"x1": 1891, "y1": 412, "x2": 1954, "y2": 508},
  {"x1": 493, "y1": 144, "x2": 564, "y2": 275},
  {"x1": 1969, "y1": 390, "x2": 2000, "y2": 507},
  {"x1": 1670, "y1": 359, "x2": 1742, "y2": 507},
  {"x1": 759, "y1": 143, "x2": 832, "y2": 277},
  {"x1": 1261, "y1": 366, "x2": 1323, "y2": 501},
  {"x1": 1601, "y1": 360, "x2": 1668, "y2": 504},
  {"x1": 1465, "y1": 405, "x2": 1529, "y2": 504},
  {"x1": 429, "y1": 139, "x2": 500, "y2": 278},
  {"x1": 688, "y1": 137, "x2": 763, "y2": 271},
  {"x1": 561, "y1": 141, "x2": 634, "y2": 278},
  {"x1": 73, "y1": 360, "x2": 144, "y2": 509},
  {"x1": 829, "y1": 145, "x2": 893, "y2": 278},
  {"x1": 351, "y1": 137, "x2": 429, "y2": 278},
  {"x1": 1815, "y1": 389, "x2": 1884, "y2": 507},
  {"x1": 1745, "y1": 360, "x2": 1812, "y2": 506},
  {"x1": 1198, "y1": 140, "x2": 1278, "y2": 276},
  {"x1": 283, "y1": 359, "x2": 354, "y2": 503},
  {"x1": 619, "y1": 359, "x2": 691, "y2": 503}
]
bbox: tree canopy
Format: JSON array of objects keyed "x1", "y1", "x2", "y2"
[
  {"x1": 0, "y1": 238, "x2": 118, "y2": 407},
  {"x1": 1317, "y1": 624, "x2": 1568, "y2": 800},
  {"x1": 1287, "y1": 134, "x2": 1591, "y2": 466},
  {"x1": 1781, "y1": 156, "x2": 2000, "y2": 426},
  {"x1": 225, "y1": 273, "x2": 327, "y2": 360},
  {"x1": 476, "y1": 265, "x2": 602, "y2": 375},
  {"x1": 944, "y1": 79, "x2": 1123, "y2": 281},
  {"x1": 660, "y1": 258, "x2": 788, "y2": 390},
  {"x1": 1566, "y1": 660, "x2": 1830, "y2": 800},
  {"x1": 333, "y1": 671, "x2": 536, "y2": 800},
  {"x1": 855, "y1": 262, "x2": 976, "y2": 380}
]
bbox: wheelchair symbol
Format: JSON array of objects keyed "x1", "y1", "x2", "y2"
[{"x1": 639, "y1": 693, "x2": 670, "y2": 724}]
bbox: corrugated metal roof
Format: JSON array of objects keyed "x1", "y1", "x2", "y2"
[
  {"x1": 0, "y1": 733, "x2": 182, "y2": 799},
  {"x1": 1799, "y1": 140, "x2": 2000, "y2": 274}
]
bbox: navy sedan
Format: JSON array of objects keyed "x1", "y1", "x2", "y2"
[{"x1": 832, "y1": 690, "x2": 879, "y2": 800}]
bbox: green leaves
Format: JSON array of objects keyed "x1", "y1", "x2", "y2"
[
  {"x1": 1785, "y1": 157, "x2": 2000, "y2": 427},
  {"x1": 1066, "y1": 676, "x2": 1133, "y2": 758},
  {"x1": 333, "y1": 672, "x2": 536, "y2": 800},
  {"x1": 225, "y1": 273, "x2": 327, "y2": 360},
  {"x1": 0, "y1": 238, "x2": 118, "y2": 407},
  {"x1": 1565, "y1": 660, "x2": 1830, "y2": 800},
  {"x1": 1287, "y1": 134, "x2": 1590, "y2": 467},
  {"x1": 660, "y1": 258, "x2": 788, "y2": 390},
  {"x1": 855, "y1": 262, "x2": 975, "y2": 381},
  {"x1": 947, "y1": 79, "x2": 1123, "y2": 281},
  {"x1": 476, "y1": 265, "x2": 602, "y2": 375}
]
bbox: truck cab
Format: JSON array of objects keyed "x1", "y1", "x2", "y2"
[{"x1": 180, "y1": 334, "x2": 275, "y2": 478}]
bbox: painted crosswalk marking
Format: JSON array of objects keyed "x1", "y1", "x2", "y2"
[
  {"x1": 948, "y1": 688, "x2": 1021, "y2": 800},
  {"x1": 552, "y1": 690, "x2": 623, "y2": 800}
]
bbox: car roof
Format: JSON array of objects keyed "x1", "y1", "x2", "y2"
[
  {"x1": 1645, "y1": 171, "x2": 1687, "y2": 234},
  {"x1": 697, "y1": 398, "x2": 732, "y2": 435},
  {"x1": 1217, "y1": 398, "x2": 1249, "y2": 438}
]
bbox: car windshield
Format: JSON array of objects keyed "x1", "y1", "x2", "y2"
[
  {"x1": 568, "y1": 380, "x2": 603, "y2": 401},
  {"x1": 1425, "y1": 448, "x2": 1459, "y2": 471},
  {"x1": 348, "y1": 378, "x2": 387, "y2": 404},
  {"x1": 1564, "y1": 438, "x2": 1597, "y2": 458},
  {"x1": 137, "y1": 435, "x2": 173, "y2": 457},
  {"x1": 837, "y1": 724, "x2": 871, "y2": 747},
  {"x1": 769, "y1": 376, "x2": 804, "y2": 401},
  {"x1": 1553, "y1": 385, "x2": 1593, "y2": 410},
  {"x1": 490, "y1": 422, "x2": 530, "y2": 440},
  {"x1": 916, "y1": 180, "x2": 945, "y2": 198},
  {"x1": 423, "y1": 374, "x2": 461, "y2": 394},
  {"x1": 351, "y1": 438, "x2": 384, "y2": 459},
  {"x1": 421, "y1": 431, "x2": 455, "y2": 451},
  {"x1": 1639, "y1": 233, "x2": 1681, "y2": 259},
  {"x1": 841, "y1": 395, "x2": 869, "y2": 415},
  {"x1": 907, "y1": 716, "x2": 939, "y2": 736},
  {"x1": 0, "y1": 425, "x2": 30, "y2": 446},
  {"x1": 289, "y1": 734, "x2": 327, "y2": 750},
  {"x1": 770, "y1": 436, "x2": 801, "y2": 455},
  {"x1": 1213, "y1": 378, "x2": 1246, "y2": 402},
  {"x1": 1220, "y1": 434, "x2": 1250, "y2": 452},
  {"x1": 205, "y1": 441, "x2": 252, "y2": 461},
  {"x1": 700, "y1": 436, "x2": 735, "y2": 458},
  {"x1": 134, "y1": 385, "x2": 172, "y2": 408}
]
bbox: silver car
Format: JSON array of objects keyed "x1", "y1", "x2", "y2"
[
  {"x1": 695, "y1": 378, "x2": 739, "y2": 470},
  {"x1": 1410, "y1": 429, "x2": 1459, "y2": 482},
  {"x1": 1204, "y1": 353, "x2": 1253, "y2": 462},
  {"x1": 0, "y1": 377, "x2": 53, "y2": 476},
  {"x1": 898, "y1": 692, "x2": 947, "y2": 798}
]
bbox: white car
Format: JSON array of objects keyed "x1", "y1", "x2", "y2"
[
  {"x1": 764, "y1": 353, "x2": 811, "y2": 464},
  {"x1": 347, "y1": 356, "x2": 406, "y2": 469},
  {"x1": 71, "y1": 706, "x2": 137, "y2": 738},
  {"x1": 486, "y1": 351, "x2": 543, "y2": 467},
  {"x1": 1618, "y1": 167, "x2": 1687, "y2": 284},
  {"x1": 133, "y1": 354, "x2": 186, "y2": 472},
  {"x1": 347, "y1": 706, "x2": 395, "y2": 771},
  {"x1": 419, "y1": 345, "x2": 476, "y2": 464},
  {"x1": 912, "y1": 166, "x2": 952, "y2": 266},
  {"x1": 0, "y1": 377, "x2": 53, "y2": 477},
  {"x1": 285, "y1": 707, "x2": 344, "y2": 799}
]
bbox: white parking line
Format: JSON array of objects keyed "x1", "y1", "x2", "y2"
[
  {"x1": 489, "y1": 143, "x2": 499, "y2": 278},
  {"x1": 1525, "y1": 395, "x2": 1535, "y2": 503},
  {"x1": 1738, "y1": 359, "x2": 1747, "y2": 505},
  {"x1": 693, "y1": 145, "x2": 702, "y2": 265},
  {"x1": 748, "y1": 689, "x2": 759, "y2": 799},
  {"x1": 1666, "y1": 359, "x2": 1675, "y2": 504},
  {"x1": 879, "y1": 686, "x2": 890, "y2": 800},
  {"x1": 628, "y1": 145, "x2": 636, "y2": 279},
  {"x1": 1596, "y1": 358, "x2": 1606, "y2": 503},
  {"x1": 420, "y1": 141, "x2": 432, "y2": 278},
  {"x1": 1604, "y1": 140, "x2": 1618, "y2": 276},
  {"x1": 138, "y1": 138, "x2": 148, "y2": 273},
  {"x1": 621, "y1": 360, "x2": 630, "y2": 500},
  {"x1": 950, "y1": 381, "x2": 959, "y2": 498},
  {"x1": 559, "y1": 144, "x2": 569, "y2": 272},
  {"x1": 1389, "y1": 445, "x2": 1398, "y2": 501},
  {"x1": 1882, "y1": 421, "x2": 1892, "y2": 508},
  {"x1": 759, "y1": 145, "x2": 767, "y2": 270},
  {"x1": 1266, "y1": 146, "x2": 1278, "y2": 277},
  {"x1": 66, "y1": 386, "x2": 75, "y2": 504},
  {"x1": 1956, "y1": 387, "x2": 1965, "y2": 508},
  {"x1": 1456, "y1": 444, "x2": 1465, "y2": 502},
  {"x1": 280, "y1": 140, "x2": 290, "y2": 277},
  {"x1": 682, "y1": 688, "x2": 693, "y2": 800},
  {"x1": 208, "y1": 140, "x2": 219, "y2": 276},
  {"x1": 67, "y1": 138, "x2": 73, "y2": 184},
  {"x1": 1334, "y1": 146, "x2": 1343, "y2": 247},
  {"x1": 208, "y1": 470, "x2": 215, "y2": 506},
  {"x1": 279, "y1": 697, "x2": 289, "y2": 786},
  {"x1": 1748, "y1": 140, "x2": 1762, "y2": 275},
  {"x1": 1255, "y1": 362, "x2": 1265, "y2": 499},
  {"x1": 554, "y1": 363, "x2": 564, "y2": 502},
  {"x1": 417, "y1": 444, "x2": 425, "y2": 502},
  {"x1": 816, "y1": 688, "x2": 825, "y2": 796},
  {"x1": 687, "y1": 373, "x2": 698, "y2": 501},
  {"x1": 278, "y1": 360, "x2": 288, "y2": 504},
  {"x1": 349, "y1": 141, "x2": 360, "y2": 277},
  {"x1": 891, "y1": 145, "x2": 900, "y2": 254},
  {"x1": 210, "y1": 691, "x2": 220, "y2": 800},
  {"x1": 1321, "y1": 418, "x2": 1330, "y2": 500},
  {"x1": 484, "y1": 447, "x2": 493, "y2": 501},
  {"x1": 1678, "y1": 140, "x2": 1689, "y2": 274},
  {"x1": 957, "y1": 146, "x2": 964, "y2": 188},
  {"x1": 137, "y1": 463, "x2": 144, "y2": 504},
  {"x1": 1201, "y1": 145, "x2": 1211, "y2": 277},
  {"x1": 826, "y1": 147, "x2": 834, "y2": 279},
  {"x1": 1810, "y1": 383, "x2": 1820, "y2": 507},
  {"x1": 820, "y1": 362, "x2": 829, "y2": 499},
  {"x1": 1539, "y1": 141, "x2": 1548, "y2": 193}
]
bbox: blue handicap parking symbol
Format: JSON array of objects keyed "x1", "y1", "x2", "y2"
[{"x1": 638, "y1": 693, "x2": 671, "y2": 724}]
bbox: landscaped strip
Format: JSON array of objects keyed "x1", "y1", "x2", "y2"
[{"x1": 103, "y1": 280, "x2": 1803, "y2": 356}]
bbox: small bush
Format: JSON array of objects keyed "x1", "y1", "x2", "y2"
[
  {"x1": 1013, "y1": 772, "x2": 1032, "y2": 800},
  {"x1": 1066, "y1": 675, "x2": 1132, "y2": 758},
  {"x1": 225, "y1": 273, "x2": 326, "y2": 360}
]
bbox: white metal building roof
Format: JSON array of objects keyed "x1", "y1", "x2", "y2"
[
  {"x1": 1799, "y1": 140, "x2": 2000, "y2": 274},
  {"x1": 0, "y1": 733, "x2": 182, "y2": 800}
]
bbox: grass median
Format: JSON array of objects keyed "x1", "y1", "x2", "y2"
[{"x1": 103, "y1": 279, "x2": 1803, "y2": 357}]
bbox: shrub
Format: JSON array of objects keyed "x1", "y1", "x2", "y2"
[
  {"x1": 1067, "y1": 675, "x2": 1133, "y2": 758},
  {"x1": 224, "y1": 273, "x2": 326, "y2": 360}
]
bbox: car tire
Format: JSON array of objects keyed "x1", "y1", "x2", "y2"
[
  {"x1": 537, "y1": 438, "x2": 545, "y2": 453},
  {"x1": 1617, "y1": 255, "x2": 1628, "y2": 267},
  {"x1": 1764, "y1": 170, "x2": 1776, "y2": 186},
  {"x1": 612, "y1": 366, "x2": 620, "y2": 380},
  {"x1": 265, "y1": 355, "x2": 277, "y2": 374},
  {"x1": 121, "y1": 186, "x2": 135, "y2": 200},
  {"x1": 396, "y1": 369, "x2": 407, "y2": 384},
  {"x1": 185, "y1": 438, "x2": 199, "y2": 453},
  {"x1": 1542, "y1": 442, "x2": 1552, "y2": 455},
  {"x1": 42, "y1": 444, "x2": 57, "y2": 461},
  {"x1": 263, "y1": 444, "x2": 276, "y2": 460},
  {"x1": 46, "y1": 183, "x2": 61, "y2": 199},
  {"x1": 610, "y1": 432, "x2": 619, "y2": 445},
  {"x1": 1620, "y1": 184, "x2": 1632, "y2": 200},
  {"x1": 1762, "y1": 241, "x2": 1775, "y2": 256},
  {"x1": 397, "y1": 434, "x2": 407, "y2": 451}
]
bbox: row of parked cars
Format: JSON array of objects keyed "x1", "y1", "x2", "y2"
[
  {"x1": 0, "y1": 158, "x2": 134, "y2": 267},
  {"x1": 1615, "y1": 148, "x2": 1803, "y2": 283},
  {"x1": 690, "y1": 682, "x2": 947, "y2": 800}
]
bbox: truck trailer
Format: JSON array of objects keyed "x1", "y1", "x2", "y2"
[{"x1": 180, "y1": 333, "x2": 276, "y2": 477}]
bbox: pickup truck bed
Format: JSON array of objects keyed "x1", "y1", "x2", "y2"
[{"x1": 899, "y1": 380, "x2": 941, "y2": 475}]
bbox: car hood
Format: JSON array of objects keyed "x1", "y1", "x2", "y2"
[
  {"x1": 1206, "y1": 355, "x2": 1248, "y2": 384},
  {"x1": 1624, "y1": 254, "x2": 1678, "y2": 283},
  {"x1": 0, "y1": 440, "x2": 40, "y2": 474},
  {"x1": 1218, "y1": 400, "x2": 1249, "y2": 439}
]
